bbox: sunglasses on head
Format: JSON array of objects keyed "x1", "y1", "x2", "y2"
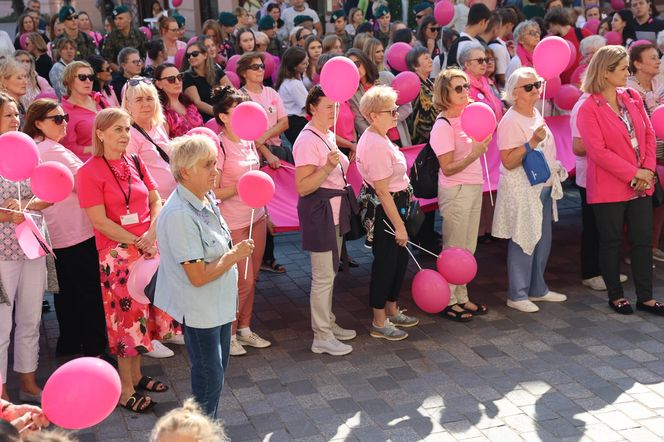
[
  {"x1": 128, "y1": 77, "x2": 152, "y2": 87},
  {"x1": 520, "y1": 80, "x2": 542, "y2": 92},
  {"x1": 248, "y1": 63, "x2": 265, "y2": 71},
  {"x1": 43, "y1": 113, "x2": 69, "y2": 124},
  {"x1": 185, "y1": 50, "x2": 202, "y2": 59},
  {"x1": 471, "y1": 57, "x2": 491, "y2": 64},
  {"x1": 452, "y1": 83, "x2": 470, "y2": 94},
  {"x1": 159, "y1": 73, "x2": 183, "y2": 84},
  {"x1": 77, "y1": 74, "x2": 95, "y2": 82}
]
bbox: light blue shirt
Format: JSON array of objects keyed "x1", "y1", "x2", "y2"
[{"x1": 154, "y1": 184, "x2": 238, "y2": 329}]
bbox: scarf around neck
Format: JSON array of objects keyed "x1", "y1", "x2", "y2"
[{"x1": 516, "y1": 43, "x2": 534, "y2": 68}]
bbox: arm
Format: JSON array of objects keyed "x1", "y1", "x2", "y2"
[
  {"x1": 295, "y1": 151, "x2": 340, "y2": 196},
  {"x1": 438, "y1": 136, "x2": 491, "y2": 177},
  {"x1": 182, "y1": 239, "x2": 254, "y2": 287},
  {"x1": 135, "y1": 189, "x2": 162, "y2": 256},
  {"x1": 256, "y1": 116, "x2": 289, "y2": 146},
  {"x1": 219, "y1": 75, "x2": 232, "y2": 87},
  {"x1": 184, "y1": 85, "x2": 214, "y2": 117},
  {"x1": 572, "y1": 137, "x2": 585, "y2": 156},
  {"x1": 374, "y1": 177, "x2": 407, "y2": 247},
  {"x1": 500, "y1": 125, "x2": 546, "y2": 170},
  {"x1": 84, "y1": 205, "x2": 140, "y2": 244}
]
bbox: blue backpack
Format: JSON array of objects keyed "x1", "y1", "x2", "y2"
[{"x1": 522, "y1": 142, "x2": 551, "y2": 185}]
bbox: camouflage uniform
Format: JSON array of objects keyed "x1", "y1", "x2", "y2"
[
  {"x1": 102, "y1": 27, "x2": 148, "y2": 64},
  {"x1": 53, "y1": 31, "x2": 98, "y2": 61},
  {"x1": 337, "y1": 31, "x2": 354, "y2": 52},
  {"x1": 266, "y1": 36, "x2": 284, "y2": 57}
]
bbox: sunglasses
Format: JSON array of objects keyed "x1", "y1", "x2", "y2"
[
  {"x1": 471, "y1": 57, "x2": 491, "y2": 64},
  {"x1": 452, "y1": 83, "x2": 470, "y2": 94},
  {"x1": 158, "y1": 73, "x2": 183, "y2": 84},
  {"x1": 520, "y1": 81, "x2": 542, "y2": 92},
  {"x1": 428, "y1": 26, "x2": 441, "y2": 32},
  {"x1": 351, "y1": 59, "x2": 361, "y2": 67},
  {"x1": 185, "y1": 51, "x2": 202, "y2": 59},
  {"x1": 128, "y1": 77, "x2": 152, "y2": 87},
  {"x1": 65, "y1": 14, "x2": 78, "y2": 21},
  {"x1": 416, "y1": 14, "x2": 426, "y2": 19},
  {"x1": 378, "y1": 108, "x2": 399, "y2": 117},
  {"x1": 248, "y1": 63, "x2": 265, "y2": 71},
  {"x1": 77, "y1": 74, "x2": 95, "y2": 82},
  {"x1": 42, "y1": 113, "x2": 69, "y2": 124}
]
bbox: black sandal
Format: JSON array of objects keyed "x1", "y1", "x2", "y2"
[
  {"x1": 459, "y1": 302, "x2": 489, "y2": 316},
  {"x1": 135, "y1": 376, "x2": 169, "y2": 393},
  {"x1": 119, "y1": 392, "x2": 155, "y2": 413},
  {"x1": 261, "y1": 260, "x2": 286, "y2": 273},
  {"x1": 440, "y1": 305, "x2": 473, "y2": 322},
  {"x1": 609, "y1": 299, "x2": 634, "y2": 315},
  {"x1": 636, "y1": 301, "x2": 664, "y2": 316}
]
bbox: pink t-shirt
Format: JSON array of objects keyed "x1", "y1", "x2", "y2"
[
  {"x1": 60, "y1": 93, "x2": 108, "y2": 162},
  {"x1": 37, "y1": 139, "x2": 94, "y2": 249},
  {"x1": 217, "y1": 133, "x2": 266, "y2": 230},
  {"x1": 127, "y1": 125, "x2": 177, "y2": 198},
  {"x1": 334, "y1": 101, "x2": 356, "y2": 143},
  {"x1": 244, "y1": 86, "x2": 287, "y2": 146},
  {"x1": 356, "y1": 128, "x2": 410, "y2": 192},
  {"x1": 430, "y1": 116, "x2": 483, "y2": 188},
  {"x1": 77, "y1": 155, "x2": 157, "y2": 251},
  {"x1": 293, "y1": 124, "x2": 350, "y2": 225}
]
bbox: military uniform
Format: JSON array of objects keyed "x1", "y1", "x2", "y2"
[
  {"x1": 337, "y1": 31, "x2": 353, "y2": 51},
  {"x1": 266, "y1": 37, "x2": 284, "y2": 57},
  {"x1": 375, "y1": 28, "x2": 391, "y2": 48},
  {"x1": 53, "y1": 31, "x2": 98, "y2": 61},
  {"x1": 102, "y1": 27, "x2": 148, "y2": 64}
]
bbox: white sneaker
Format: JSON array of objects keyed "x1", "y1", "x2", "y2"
[
  {"x1": 529, "y1": 291, "x2": 567, "y2": 302},
  {"x1": 331, "y1": 323, "x2": 357, "y2": 341},
  {"x1": 237, "y1": 332, "x2": 271, "y2": 348},
  {"x1": 162, "y1": 334, "x2": 185, "y2": 345},
  {"x1": 582, "y1": 276, "x2": 607, "y2": 291},
  {"x1": 230, "y1": 336, "x2": 247, "y2": 356},
  {"x1": 506, "y1": 299, "x2": 540, "y2": 312},
  {"x1": 311, "y1": 338, "x2": 353, "y2": 356},
  {"x1": 654, "y1": 248, "x2": 664, "y2": 262},
  {"x1": 144, "y1": 340, "x2": 175, "y2": 358}
]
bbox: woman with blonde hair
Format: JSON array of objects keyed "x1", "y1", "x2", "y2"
[
  {"x1": 363, "y1": 37, "x2": 386, "y2": 72},
  {"x1": 13, "y1": 50, "x2": 53, "y2": 111},
  {"x1": 0, "y1": 59, "x2": 28, "y2": 123},
  {"x1": 25, "y1": 33, "x2": 51, "y2": 80},
  {"x1": 151, "y1": 398, "x2": 228, "y2": 441},
  {"x1": 304, "y1": 35, "x2": 322, "y2": 90}
]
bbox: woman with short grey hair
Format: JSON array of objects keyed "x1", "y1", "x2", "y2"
[
  {"x1": 506, "y1": 20, "x2": 541, "y2": 81},
  {"x1": 155, "y1": 134, "x2": 255, "y2": 418}
]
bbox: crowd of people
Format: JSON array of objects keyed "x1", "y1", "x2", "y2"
[{"x1": 2, "y1": 0, "x2": 664, "y2": 436}]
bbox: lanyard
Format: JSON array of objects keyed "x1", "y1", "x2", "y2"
[{"x1": 103, "y1": 156, "x2": 132, "y2": 214}]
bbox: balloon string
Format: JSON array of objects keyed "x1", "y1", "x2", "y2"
[
  {"x1": 333, "y1": 101, "x2": 339, "y2": 150},
  {"x1": 17, "y1": 182, "x2": 21, "y2": 215},
  {"x1": 541, "y1": 81, "x2": 547, "y2": 117},
  {"x1": 482, "y1": 154, "x2": 493, "y2": 206},
  {"x1": 381, "y1": 220, "x2": 422, "y2": 270},
  {"x1": 0, "y1": 207, "x2": 42, "y2": 217},
  {"x1": 23, "y1": 195, "x2": 36, "y2": 212},
  {"x1": 244, "y1": 208, "x2": 254, "y2": 280}
]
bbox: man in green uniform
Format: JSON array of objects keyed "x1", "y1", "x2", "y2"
[
  {"x1": 102, "y1": 5, "x2": 148, "y2": 71},
  {"x1": 330, "y1": 10, "x2": 353, "y2": 51},
  {"x1": 52, "y1": 6, "x2": 97, "y2": 60},
  {"x1": 259, "y1": 16, "x2": 284, "y2": 57}
]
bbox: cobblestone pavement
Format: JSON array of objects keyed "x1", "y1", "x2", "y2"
[{"x1": 6, "y1": 187, "x2": 664, "y2": 441}]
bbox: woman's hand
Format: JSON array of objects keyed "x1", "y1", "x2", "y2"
[
  {"x1": 232, "y1": 239, "x2": 255, "y2": 262},
  {"x1": 529, "y1": 125, "x2": 547, "y2": 146},
  {"x1": 135, "y1": 230, "x2": 156, "y2": 252},
  {"x1": 394, "y1": 224, "x2": 408, "y2": 247},
  {"x1": 143, "y1": 245, "x2": 159, "y2": 259},
  {"x1": 2, "y1": 402, "x2": 49, "y2": 432},
  {"x1": 471, "y1": 134, "x2": 492, "y2": 159},
  {"x1": 325, "y1": 150, "x2": 340, "y2": 171},
  {"x1": 262, "y1": 148, "x2": 281, "y2": 169},
  {"x1": 635, "y1": 168, "x2": 654, "y2": 183}
]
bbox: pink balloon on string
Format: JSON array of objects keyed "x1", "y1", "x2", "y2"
[
  {"x1": 204, "y1": 118, "x2": 221, "y2": 133},
  {"x1": 139, "y1": 26, "x2": 152, "y2": 40},
  {"x1": 231, "y1": 102, "x2": 269, "y2": 141},
  {"x1": 392, "y1": 71, "x2": 421, "y2": 105},
  {"x1": 226, "y1": 71, "x2": 241, "y2": 88},
  {"x1": 0, "y1": 131, "x2": 39, "y2": 181},
  {"x1": 187, "y1": 127, "x2": 221, "y2": 147},
  {"x1": 571, "y1": 64, "x2": 586, "y2": 85},
  {"x1": 264, "y1": 53, "x2": 276, "y2": 78},
  {"x1": 412, "y1": 269, "x2": 450, "y2": 314},
  {"x1": 226, "y1": 55, "x2": 240, "y2": 73},
  {"x1": 437, "y1": 247, "x2": 477, "y2": 285},
  {"x1": 565, "y1": 40, "x2": 577, "y2": 70},
  {"x1": 583, "y1": 19, "x2": 600, "y2": 34},
  {"x1": 460, "y1": 102, "x2": 496, "y2": 141},
  {"x1": 127, "y1": 256, "x2": 159, "y2": 305},
  {"x1": 320, "y1": 57, "x2": 359, "y2": 102},
  {"x1": 434, "y1": 0, "x2": 455, "y2": 26},
  {"x1": 172, "y1": 0, "x2": 184, "y2": 7},
  {"x1": 533, "y1": 36, "x2": 571, "y2": 80},
  {"x1": 554, "y1": 84, "x2": 582, "y2": 111},
  {"x1": 237, "y1": 170, "x2": 275, "y2": 208},
  {"x1": 386, "y1": 42, "x2": 411, "y2": 72},
  {"x1": 604, "y1": 31, "x2": 622, "y2": 45},
  {"x1": 542, "y1": 76, "x2": 561, "y2": 100},
  {"x1": 30, "y1": 162, "x2": 74, "y2": 203},
  {"x1": 610, "y1": 0, "x2": 624, "y2": 10},
  {"x1": 174, "y1": 47, "x2": 186, "y2": 69}
]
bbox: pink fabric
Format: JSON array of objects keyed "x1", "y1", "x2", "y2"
[
  {"x1": 468, "y1": 74, "x2": 504, "y2": 121},
  {"x1": 515, "y1": 44, "x2": 533, "y2": 68},
  {"x1": 164, "y1": 103, "x2": 204, "y2": 138},
  {"x1": 244, "y1": 86, "x2": 287, "y2": 146},
  {"x1": 570, "y1": 95, "x2": 589, "y2": 187},
  {"x1": 578, "y1": 87, "x2": 657, "y2": 203},
  {"x1": 356, "y1": 129, "x2": 409, "y2": 192},
  {"x1": 545, "y1": 115, "x2": 576, "y2": 175},
  {"x1": 334, "y1": 101, "x2": 356, "y2": 142},
  {"x1": 61, "y1": 92, "x2": 109, "y2": 162},
  {"x1": 101, "y1": 87, "x2": 120, "y2": 108},
  {"x1": 217, "y1": 132, "x2": 265, "y2": 230},
  {"x1": 430, "y1": 116, "x2": 483, "y2": 188},
  {"x1": 77, "y1": 155, "x2": 158, "y2": 251},
  {"x1": 127, "y1": 125, "x2": 177, "y2": 198},
  {"x1": 261, "y1": 162, "x2": 300, "y2": 232},
  {"x1": 292, "y1": 124, "x2": 349, "y2": 224},
  {"x1": 36, "y1": 76, "x2": 53, "y2": 94},
  {"x1": 88, "y1": 30, "x2": 103, "y2": 47},
  {"x1": 37, "y1": 139, "x2": 94, "y2": 249}
]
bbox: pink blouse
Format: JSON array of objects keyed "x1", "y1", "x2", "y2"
[
  {"x1": 164, "y1": 103, "x2": 204, "y2": 138},
  {"x1": 61, "y1": 92, "x2": 110, "y2": 162}
]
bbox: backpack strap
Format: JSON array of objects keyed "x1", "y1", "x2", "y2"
[
  {"x1": 574, "y1": 27, "x2": 584, "y2": 42},
  {"x1": 132, "y1": 123, "x2": 170, "y2": 163}
]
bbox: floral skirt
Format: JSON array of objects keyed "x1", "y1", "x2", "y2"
[{"x1": 99, "y1": 243, "x2": 180, "y2": 357}]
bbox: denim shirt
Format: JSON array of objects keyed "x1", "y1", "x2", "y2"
[{"x1": 154, "y1": 184, "x2": 238, "y2": 328}]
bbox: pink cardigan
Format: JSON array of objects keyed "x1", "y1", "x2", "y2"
[{"x1": 577, "y1": 87, "x2": 656, "y2": 204}]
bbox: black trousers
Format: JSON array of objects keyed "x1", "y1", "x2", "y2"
[
  {"x1": 592, "y1": 196, "x2": 653, "y2": 302},
  {"x1": 577, "y1": 186, "x2": 601, "y2": 279},
  {"x1": 52, "y1": 237, "x2": 108, "y2": 356},
  {"x1": 369, "y1": 195, "x2": 409, "y2": 309}
]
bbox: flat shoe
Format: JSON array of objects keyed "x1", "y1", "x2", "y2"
[
  {"x1": 459, "y1": 302, "x2": 488, "y2": 315},
  {"x1": 119, "y1": 392, "x2": 155, "y2": 414},
  {"x1": 440, "y1": 305, "x2": 473, "y2": 322},
  {"x1": 609, "y1": 299, "x2": 634, "y2": 315},
  {"x1": 134, "y1": 376, "x2": 169, "y2": 393},
  {"x1": 636, "y1": 301, "x2": 664, "y2": 316}
]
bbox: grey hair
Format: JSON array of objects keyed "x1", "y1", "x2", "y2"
[
  {"x1": 657, "y1": 30, "x2": 664, "y2": 51},
  {"x1": 117, "y1": 47, "x2": 139, "y2": 67},
  {"x1": 503, "y1": 66, "x2": 540, "y2": 105},
  {"x1": 457, "y1": 42, "x2": 485, "y2": 67},
  {"x1": 406, "y1": 45, "x2": 429, "y2": 70},
  {"x1": 579, "y1": 35, "x2": 607, "y2": 58},
  {"x1": 513, "y1": 20, "x2": 540, "y2": 44},
  {"x1": 168, "y1": 134, "x2": 218, "y2": 183}
]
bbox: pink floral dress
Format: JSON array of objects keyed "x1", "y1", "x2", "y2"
[{"x1": 164, "y1": 103, "x2": 205, "y2": 138}]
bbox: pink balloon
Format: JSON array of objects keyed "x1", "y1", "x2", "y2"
[
  {"x1": 138, "y1": 26, "x2": 152, "y2": 40},
  {"x1": 172, "y1": 0, "x2": 183, "y2": 7},
  {"x1": 187, "y1": 127, "x2": 220, "y2": 147},
  {"x1": 15, "y1": 214, "x2": 53, "y2": 259},
  {"x1": 412, "y1": 269, "x2": 451, "y2": 314},
  {"x1": 204, "y1": 118, "x2": 221, "y2": 133},
  {"x1": 583, "y1": 19, "x2": 600, "y2": 35},
  {"x1": 434, "y1": 0, "x2": 455, "y2": 26},
  {"x1": 651, "y1": 105, "x2": 664, "y2": 139},
  {"x1": 565, "y1": 40, "x2": 577, "y2": 71},
  {"x1": 226, "y1": 71, "x2": 241, "y2": 88},
  {"x1": 226, "y1": 55, "x2": 241, "y2": 73},
  {"x1": 30, "y1": 162, "x2": 74, "y2": 203},
  {"x1": 629, "y1": 39, "x2": 652, "y2": 49},
  {"x1": 127, "y1": 256, "x2": 159, "y2": 305},
  {"x1": 437, "y1": 247, "x2": 477, "y2": 285},
  {"x1": 187, "y1": 35, "x2": 198, "y2": 45},
  {"x1": 263, "y1": 53, "x2": 276, "y2": 78},
  {"x1": 571, "y1": 64, "x2": 586, "y2": 85},
  {"x1": 542, "y1": 76, "x2": 561, "y2": 100},
  {"x1": 0, "y1": 131, "x2": 39, "y2": 181},
  {"x1": 35, "y1": 90, "x2": 57, "y2": 100},
  {"x1": 320, "y1": 57, "x2": 360, "y2": 102},
  {"x1": 460, "y1": 102, "x2": 496, "y2": 141},
  {"x1": 554, "y1": 84, "x2": 582, "y2": 111},
  {"x1": 392, "y1": 71, "x2": 421, "y2": 105},
  {"x1": 610, "y1": 0, "x2": 624, "y2": 10},
  {"x1": 604, "y1": 31, "x2": 622, "y2": 45},
  {"x1": 174, "y1": 47, "x2": 186, "y2": 70},
  {"x1": 42, "y1": 357, "x2": 121, "y2": 429},
  {"x1": 231, "y1": 101, "x2": 269, "y2": 141},
  {"x1": 533, "y1": 36, "x2": 571, "y2": 80},
  {"x1": 237, "y1": 170, "x2": 275, "y2": 208},
  {"x1": 19, "y1": 32, "x2": 28, "y2": 50},
  {"x1": 386, "y1": 42, "x2": 411, "y2": 72}
]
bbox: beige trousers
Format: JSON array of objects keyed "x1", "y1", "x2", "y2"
[{"x1": 309, "y1": 226, "x2": 343, "y2": 341}]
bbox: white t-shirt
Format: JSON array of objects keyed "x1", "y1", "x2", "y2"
[
  {"x1": 505, "y1": 55, "x2": 522, "y2": 84},
  {"x1": 282, "y1": 6, "x2": 320, "y2": 34},
  {"x1": 278, "y1": 78, "x2": 308, "y2": 117},
  {"x1": 489, "y1": 38, "x2": 510, "y2": 76},
  {"x1": 570, "y1": 93, "x2": 590, "y2": 188}
]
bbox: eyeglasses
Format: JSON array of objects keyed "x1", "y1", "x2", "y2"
[
  {"x1": 42, "y1": 113, "x2": 69, "y2": 124},
  {"x1": 185, "y1": 51, "x2": 202, "y2": 59},
  {"x1": 167, "y1": 28, "x2": 179, "y2": 33},
  {"x1": 248, "y1": 63, "x2": 265, "y2": 71},
  {"x1": 128, "y1": 77, "x2": 152, "y2": 87},
  {"x1": 452, "y1": 83, "x2": 470, "y2": 94},
  {"x1": 65, "y1": 14, "x2": 78, "y2": 21},
  {"x1": 471, "y1": 57, "x2": 491, "y2": 64},
  {"x1": 158, "y1": 73, "x2": 183, "y2": 84},
  {"x1": 526, "y1": 31, "x2": 541, "y2": 37},
  {"x1": 377, "y1": 108, "x2": 399, "y2": 117},
  {"x1": 129, "y1": 59, "x2": 144, "y2": 66},
  {"x1": 77, "y1": 74, "x2": 95, "y2": 82},
  {"x1": 519, "y1": 81, "x2": 542, "y2": 92},
  {"x1": 428, "y1": 27, "x2": 441, "y2": 32}
]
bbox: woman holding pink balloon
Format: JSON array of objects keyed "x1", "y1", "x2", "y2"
[
  {"x1": 459, "y1": 43, "x2": 504, "y2": 121},
  {"x1": 154, "y1": 64, "x2": 204, "y2": 139},
  {"x1": 77, "y1": 108, "x2": 179, "y2": 413}
]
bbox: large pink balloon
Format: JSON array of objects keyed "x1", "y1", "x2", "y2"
[
  {"x1": 437, "y1": 247, "x2": 477, "y2": 285},
  {"x1": 584, "y1": 19, "x2": 600, "y2": 35},
  {"x1": 226, "y1": 55, "x2": 241, "y2": 73},
  {"x1": 226, "y1": 71, "x2": 241, "y2": 88},
  {"x1": 204, "y1": 118, "x2": 221, "y2": 133},
  {"x1": 386, "y1": 42, "x2": 411, "y2": 72},
  {"x1": 138, "y1": 26, "x2": 152, "y2": 40},
  {"x1": 320, "y1": 57, "x2": 359, "y2": 102},
  {"x1": 231, "y1": 102, "x2": 269, "y2": 141},
  {"x1": 0, "y1": 131, "x2": 39, "y2": 181},
  {"x1": 542, "y1": 76, "x2": 561, "y2": 100},
  {"x1": 392, "y1": 71, "x2": 421, "y2": 105},
  {"x1": 604, "y1": 31, "x2": 622, "y2": 45},
  {"x1": 554, "y1": 84, "x2": 582, "y2": 111},
  {"x1": 610, "y1": 0, "x2": 624, "y2": 10},
  {"x1": 412, "y1": 269, "x2": 450, "y2": 314},
  {"x1": 565, "y1": 40, "x2": 577, "y2": 71},
  {"x1": 237, "y1": 170, "x2": 275, "y2": 208},
  {"x1": 651, "y1": 105, "x2": 664, "y2": 139},
  {"x1": 460, "y1": 102, "x2": 496, "y2": 141},
  {"x1": 127, "y1": 256, "x2": 159, "y2": 305},
  {"x1": 19, "y1": 33, "x2": 28, "y2": 50},
  {"x1": 187, "y1": 127, "x2": 220, "y2": 147},
  {"x1": 30, "y1": 162, "x2": 74, "y2": 203},
  {"x1": 172, "y1": 0, "x2": 183, "y2": 7},
  {"x1": 263, "y1": 53, "x2": 276, "y2": 78},
  {"x1": 434, "y1": 0, "x2": 455, "y2": 26},
  {"x1": 42, "y1": 357, "x2": 121, "y2": 430},
  {"x1": 571, "y1": 64, "x2": 586, "y2": 85},
  {"x1": 629, "y1": 39, "x2": 652, "y2": 49},
  {"x1": 174, "y1": 47, "x2": 186, "y2": 70},
  {"x1": 533, "y1": 36, "x2": 571, "y2": 80}
]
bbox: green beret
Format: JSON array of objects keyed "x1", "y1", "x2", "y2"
[
  {"x1": 58, "y1": 6, "x2": 76, "y2": 22},
  {"x1": 375, "y1": 6, "x2": 390, "y2": 18},
  {"x1": 218, "y1": 11, "x2": 238, "y2": 26},
  {"x1": 294, "y1": 14, "x2": 314, "y2": 26},
  {"x1": 111, "y1": 5, "x2": 130, "y2": 18},
  {"x1": 258, "y1": 15, "x2": 276, "y2": 30},
  {"x1": 413, "y1": 2, "x2": 433, "y2": 13},
  {"x1": 330, "y1": 9, "x2": 346, "y2": 23},
  {"x1": 173, "y1": 12, "x2": 185, "y2": 27}
]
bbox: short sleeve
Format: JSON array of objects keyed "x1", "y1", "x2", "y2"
[
  {"x1": 182, "y1": 72, "x2": 195, "y2": 90},
  {"x1": 162, "y1": 209, "x2": 206, "y2": 263},
  {"x1": 293, "y1": 134, "x2": 325, "y2": 168},
  {"x1": 497, "y1": 114, "x2": 526, "y2": 151},
  {"x1": 40, "y1": 149, "x2": 83, "y2": 176},
  {"x1": 430, "y1": 120, "x2": 455, "y2": 157},
  {"x1": 138, "y1": 158, "x2": 158, "y2": 191},
  {"x1": 76, "y1": 163, "x2": 104, "y2": 208}
]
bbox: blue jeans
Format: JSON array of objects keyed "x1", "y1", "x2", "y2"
[{"x1": 183, "y1": 322, "x2": 232, "y2": 419}]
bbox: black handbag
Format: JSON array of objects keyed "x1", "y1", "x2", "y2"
[
  {"x1": 144, "y1": 270, "x2": 157, "y2": 304},
  {"x1": 405, "y1": 200, "x2": 425, "y2": 237}
]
